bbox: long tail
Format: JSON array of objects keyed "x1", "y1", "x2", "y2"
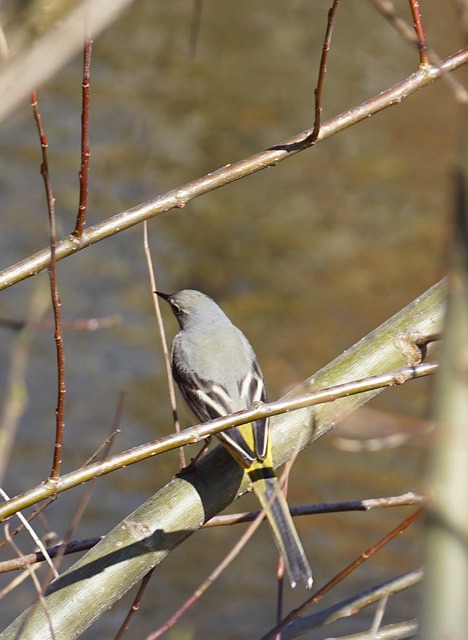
[{"x1": 248, "y1": 465, "x2": 313, "y2": 589}]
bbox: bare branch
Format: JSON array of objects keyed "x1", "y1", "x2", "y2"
[
  {"x1": 31, "y1": 92, "x2": 66, "y2": 480},
  {"x1": 0, "y1": 49, "x2": 466, "y2": 293}
]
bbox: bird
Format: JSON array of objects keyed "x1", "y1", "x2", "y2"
[{"x1": 157, "y1": 288, "x2": 312, "y2": 588}]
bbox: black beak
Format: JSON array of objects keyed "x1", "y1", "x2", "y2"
[{"x1": 155, "y1": 291, "x2": 172, "y2": 301}]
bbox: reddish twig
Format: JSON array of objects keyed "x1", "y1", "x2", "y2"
[
  {"x1": 31, "y1": 91, "x2": 66, "y2": 480},
  {"x1": 310, "y1": 0, "x2": 341, "y2": 143},
  {"x1": 260, "y1": 508, "x2": 424, "y2": 640},
  {"x1": 369, "y1": 0, "x2": 468, "y2": 102},
  {"x1": 74, "y1": 32, "x2": 93, "y2": 238},
  {"x1": 145, "y1": 492, "x2": 270, "y2": 639},
  {"x1": 271, "y1": 450, "x2": 301, "y2": 630},
  {"x1": 2, "y1": 48, "x2": 468, "y2": 292},
  {"x1": 408, "y1": 0, "x2": 429, "y2": 66},
  {"x1": 114, "y1": 569, "x2": 155, "y2": 640},
  {"x1": 146, "y1": 458, "x2": 298, "y2": 640},
  {"x1": 275, "y1": 569, "x2": 285, "y2": 638}
]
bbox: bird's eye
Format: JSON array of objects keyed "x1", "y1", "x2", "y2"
[{"x1": 172, "y1": 302, "x2": 186, "y2": 316}]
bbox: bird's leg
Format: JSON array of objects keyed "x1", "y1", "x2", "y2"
[{"x1": 176, "y1": 436, "x2": 212, "y2": 476}]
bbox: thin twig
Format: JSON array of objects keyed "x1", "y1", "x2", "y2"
[
  {"x1": 205, "y1": 491, "x2": 425, "y2": 527},
  {"x1": 114, "y1": 569, "x2": 154, "y2": 640},
  {"x1": 0, "y1": 362, "x2": 437, "y2": 523},
  {"x1": 370, "y1": 593, "x2": 389, "y2": 636},
  {"x1": 31, "y1": 91, "x2": 66, "y2": 480},
  {"x1": 368, "y1": 0, "x2": 426, "y2": 50},
  {"x1": 0, "y1": 564, "x2": 41, "y2": 600},
  {"x1": 0, "y1": 489, "x2": 57, "y2": 578},
  {"x1": 0, "y1": 0, "x2": 133, "y2": 124},
  {"x1": 260, "y1": 509, "x2": 423, "y2": 640},
  {"x1": 0, "y1": 491, "x2": 424, "y2": 574},
  {"x1": 310, "y1": 0, "x2": 341, "y2": 143},
  {"x1": 73, "y1": 29, "x2": 93, "y2": 238},
  {"x1": 284, "y1": 569, "x2": 422, "y2": 634},
  {"x1": 4, "y1": 524, "x2": 56, "y2": 640},
  {"x1": 0, "y1": 492, "x2": 423, "y2": 574},
  {"x1": 143, "y1": 222, "x2": 185, "y2": 468},
  {"x1": 146, "y1": 457, "x2": 298, "y2": 640},
  {"x1": 273, "y1": 447, "x2": 303, "y2": 627},
  {"x1": 0, "y1": 412, "x2": 121, "y2": 610},
  {"x1": 408, "y1": 0, "x2": 429, "y2": 66},
  {"x1": 369, "y1": 0, "x2": 468, "y2": 102},
  {"x1": 325, "y1": 619, "x2": 417, "y2": 639},
  {"x1": 0, "y1": 536, "x2": 103, "y2": 574},
  {"x1": 0, "y1": 498, "x2": 56, "y2": 553},
  {"x1": 47, "y1": 399, "x2": 123, "y2": 587},
  {"x1": 2, "y1": 47, "x2": 467, "y2": 293}
]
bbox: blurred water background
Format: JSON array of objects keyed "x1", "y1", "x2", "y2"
[{"x1": 0, "y1": 1, "x2": 459, "y2": 637}]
